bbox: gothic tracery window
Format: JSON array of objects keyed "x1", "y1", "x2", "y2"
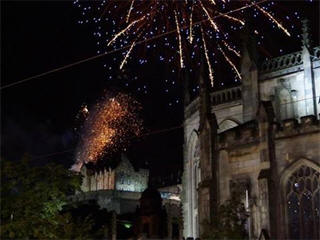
[
  {"x1": 193, "y1": 140, "x2": 201, "y2": 188},
  {"x1": 286, "y1": 165, "x2": 320, "y2": 239},
  {"x1": 192, "y1": 139, "x2": 200, "y2": 237},
  {"x1": 278, "y1": 88, "x2": 294, "y2": 120},
  {"x1": 193, "y1": 140, "x2": 200, "y2": 159}
]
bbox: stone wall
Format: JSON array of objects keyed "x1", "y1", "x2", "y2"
[
  {"x1": 115, "y1": 155, "x2": 149, "y2": 192},
  {"x1": 182, "y1": 28, "x2": 320, "y2": 238},
  {"x1": 80, "y1": 166, "x2": 115, "y2": 192},
  {"x1": 73, "y1": 189, "x2": 142, "y2": 214},
  {"x1": 80, "y1": 155, "x2": 149, "y2": 193},
  {"x1": 78, "y1": 155, "x2": 149, "y2": 215}
]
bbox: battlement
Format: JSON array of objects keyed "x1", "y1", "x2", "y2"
[
  {"x1": 219, "y1": 120, "x2": 259, "y2": 148},
  {"x1": 260, "y1": 51, "x2": 303, "y2": 73},
  {"x1": 211, "y1": 86, "x2": 242, "y2": 105},
  {"x1": 260, "y1": 46, "x2": 320, "y2": 73},
  {"x1": 259, "y1": 46, "x2": 320, "y2": 80},
  {"x1": 219, "y1": 115, "x2": 320, "y2": 147},
  {"x1": 275, "y1": 115, "x2": 320, "y2": 138},
  {"x1": 185, "y1": 85, "x2": 241, "y2": 118}
]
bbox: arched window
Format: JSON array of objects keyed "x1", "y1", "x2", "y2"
[
  {"x1": 192, "y1": 140, "x2": 200, "y2": 237},
  {"x1": 274, "y1": 79, "x2": 296, "y2": 120},
  {"x1": 279, "y1": 88, "x2": 294, "y2": 120},
  {"x1": 185, "y1": 130, "x2": 200, "y2": 238},
  {"x1": 285, "y1": 165, "x2": 320, "y2": 239}
]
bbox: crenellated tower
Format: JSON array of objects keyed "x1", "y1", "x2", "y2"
[
  {"x1": 182, "y1": 19, "x2": 320, "y2": 240},
  {"x1": 197, "y1": 63, "x2": 219, "y2": 235},
  {"x1": 241, "y1": 30, "x2": 259, "y2": 122}
]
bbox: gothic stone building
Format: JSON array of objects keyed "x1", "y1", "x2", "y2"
[
  {"x1": 75, "y1": 154, "x2": 149, "y2": 213},
  {"x1": 182, "y1": 21, "x2": 320, "y2": 239},
  {"x1": 73, "y1": 154, "x2": 183, "y2": 239}
]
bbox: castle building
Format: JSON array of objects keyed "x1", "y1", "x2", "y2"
[
  {"x1": 73, "y1": 154, "x2": 183, "y2": 239},
  {"x1": 75, "y1": 154, "x2": 149, "y2": 214},
  {"x1": 182, "y1": 20, "x2": 320, "y2": 239}
]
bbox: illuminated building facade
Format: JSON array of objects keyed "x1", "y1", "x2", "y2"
[
  {"x1": 76, "y1": 154, "x2": 149, "y2": 213},
  {"x1": 74, "y1": 154, "x2": 183, "y2": 239},
  {"x1": 182, "y1": 21, "x2": 320, "y2": 239}
]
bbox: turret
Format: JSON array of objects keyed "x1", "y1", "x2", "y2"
[
  {"x1": 301, "y1": 19, "x2": 317, "y2": 117},
  {"x1": 240, "y1": 29, "x2": 259, "y2": 122}
]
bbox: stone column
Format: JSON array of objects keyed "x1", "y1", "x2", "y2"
[
  {"x1": 111, "y1": 211, "x2": 117, "y2": 240},
  {"x1": 167, "y1": 205, "x2": 173, "y2": 239},
  {"x1": 256, "y1": 101, "x2": 278, "y2": 238},
  {"x1": 179, "y1": 203, "x2": 184, "y2": 240},
  {"x1": 182, "y1": 151, "x2": 190, "y2": 238},
  {"x1": 240, "y1": 31, "x2": 259, "y2": 122},
  {"x1": 301, "y1": 19, "x2": 317, "y2": 117},
  {"x1": 258, "y1": 172, "x2": 270, "y2": 236},
  {"x1": 108, "y1": 169, "x2": 111, "y2": 189},
  {"x1": 197, "y1": 61, "x2": 219, "y2": 235},
  {"x1": 103, "y1": 168, "x2": 106, "y2": 190},
  {"x1": 95, "y1": 172, "x2": 98, "y2": 191},
  {"x1": 291, "y1": 90, "x2": 299, "y2": 118},
  {"x1": 267, "y1": 119, "x2": 280, "y2": 239}
]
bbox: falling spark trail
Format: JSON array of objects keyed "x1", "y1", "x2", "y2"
[
  {"x1": 120, "y1": 41, "x2": 135, "y2": 69},
  {"x1": 107, "y1": 16, "x2": 145, "y2": 46},
  {"x1": 218, "y1": 12, "x2": 245, "y2": 25},
  {"x1": 255, "y1": 4, "x2": 290, "y2": 36},
  {"x1": 199, "y1": 1, "x2": 219, "y2": 32},
  {"x1": 67, "y1": 0, "x2": 293, "y2": 89},
  {"x1": 201, "y1": 27, "x2": 214, "y2": 86},
  {"x1": 4, "y1": 0, "x2": 294, "y2": 90},
  {"x1": 222, "y1": 40, "x2": 241, "y2": 57},
  {"x1": 126, "y1": 0, "x2": 135, "y2": 23},
  {"x1": 219, "y1": 46, "x2": 241, "y2": 79},
  {"x1": 189, "y1": 5, "x2": 194, "y2": 44},
  {"x1": 175, "y1": 11, "x2": 184, "y2": 68}
]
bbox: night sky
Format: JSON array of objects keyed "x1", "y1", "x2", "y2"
[
  {"x1": 2, "y1": 1, "x2": 184, "y2": 178},
  {"x1": 1, "y1": 1, "x2": 319, "y2": 178}
]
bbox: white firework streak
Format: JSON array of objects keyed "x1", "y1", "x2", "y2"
[
  {"x1": 120, "y1": 41, "x2": 135, "y2": 70},
  {"x1": 175, "y1": 11, "x2": 184, "y2": 68},
  {"x1": 222, "y1": 40, "x2": 241, "y2": 57},
  {"x1": 218, "y1": 11, "x2": 245, "y2": 26},
  {"x1": 189, "y1": 5, "x2": 194, "y2": 44},
  {"x1": 107, "y1": 16, "x2": 145, "y2": 46},
  {"x1": 126, "y1": 0, "x2": 135, "y2": 23},
  {"x1": 255, "y1": 4, "x2": 290, "y2": 36},
  {"x1": 201, "y1": 26, "x2": 214, "y2": 87},
  {"x1": 199, "y1": 1, "x2": 219, "y2": 32},
  {"x1": 219, "y1": 46, "x2": 241, "y2": 79}
]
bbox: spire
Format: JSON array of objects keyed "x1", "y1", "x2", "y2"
[
  {"x1": 198, "y1": 57, "x2": 212, "y2": 131},
  {"x1": 300, "y1": 18, "x2": 317, "y2": 118},
  {"x1": 240, "y1": 25, "x2": 258, "y2": 68},
  {"x1": 182, "y1": 68, "x2": 191, "y2": 107},
  {"x1": 240, "y1": 26, "x2": 259, "y2": 122},
  {"x1": 301, "y1": 19, "x2": 312, "y2": 49}
]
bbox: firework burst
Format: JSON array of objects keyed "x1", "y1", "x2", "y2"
[
  {"x1": 72, "y1": 93, "x2": 142, "y2": 171},
  {"x1": 75, "y1": 0, "x2": 291, "y2": 87}
]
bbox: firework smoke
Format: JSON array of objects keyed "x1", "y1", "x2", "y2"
[{"x1": 72, "y1": 93, "x2": 142, "y2": 171}]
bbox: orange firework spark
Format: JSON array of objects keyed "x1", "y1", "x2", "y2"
[{"x1": 73, "y1": 93, "x2": 142, "y2": 171}]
